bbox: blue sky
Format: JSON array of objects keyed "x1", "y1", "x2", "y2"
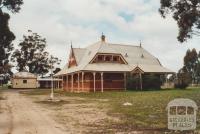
[{"x1": 9, "y1": 0, "x2": 200, "y2": 72}]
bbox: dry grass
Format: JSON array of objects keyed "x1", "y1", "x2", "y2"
[
  {"x1": 21, "y1": 88, "x2": 200, "y2": 133},
  {"x1": 60, "y1": 88, "x2": 200, "y2": 133}
]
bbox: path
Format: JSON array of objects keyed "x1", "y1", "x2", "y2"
[{"x1": 0, "y1": 90, "x2": 66, "y2": 134}]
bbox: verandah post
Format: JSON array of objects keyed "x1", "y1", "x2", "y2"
[
  {"x1": 93, "y1": 72, "x2": 96, "y2": 92},
  {"x1": 139, "y1": 73, "x2": 143, "y2": 90},
  {"x1": 66, "y1": 75, "x2": 68, "y2": 91},
  {"x1": 101, "y1": 72, "x2": 104, "y2": 92},
  {"x1": 82, "y1": 72, "x2": 84, "y2": 92},
  {"x1": 124, "y1": 72, "x2": 127, "y2": 91},
  {"x1": 62, "y1": 75, "x2": 64, "y2": 90},
  {"x1": 71, "y1": 74, "x2": 73, "y2": 92},
  {"x1": 78, "y1": 73, "x2": 80, "y2": 92}
]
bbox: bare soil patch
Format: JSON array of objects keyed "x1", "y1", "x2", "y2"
[
  {"x1": 28, "y1": 93, "x2": 120, "y2": 134},
  {"x1": 0, "y1": 90, "x2": 67, "y2": 134}
]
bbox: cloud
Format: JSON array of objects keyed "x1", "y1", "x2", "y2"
[{"x1": 9, "y1": 0, "x2": 200, "y2": 72}]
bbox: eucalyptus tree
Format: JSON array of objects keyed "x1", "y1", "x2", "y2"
[
  {"x1": 159, "y1": 0, "x2": 200, "y2": 42},
  {"x1": 12, "y1": 30, "x2": 61, "y2": 77},
  {"x1": 0, "y1": 0, "x2": 23, "y2": 75}
]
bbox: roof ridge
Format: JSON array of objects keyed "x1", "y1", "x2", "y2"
[
  {"x1": 109, "y1": 43, "x2": 140, "y2": 47},
  {"x1": 86, "y1": 41, "x2": 101, "y2": 49},
  {"x1": 82, "y1": 41, "x2": 103, "y2": 70},
  {"x1": 73, "y1": 48, "x2": 86, "y2": 50},
  {"x1": 97, "y1": 42, "x2": 104, "y2": 52}
]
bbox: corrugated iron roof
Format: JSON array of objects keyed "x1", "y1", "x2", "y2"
[
  {"x1": 13, "y1": 71, "x2": 37, "y2": 78},
  {"x1": 55, "y1": 41, "x2": 174, "y2": 76}
]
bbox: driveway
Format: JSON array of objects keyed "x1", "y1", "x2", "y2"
[{"x1": 0, "y1": 90, "x2": 66, "y2": 134}]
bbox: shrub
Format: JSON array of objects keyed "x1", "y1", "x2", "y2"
[{"x1": 175, "y1": 72, "x2": 191, "y2": 89}]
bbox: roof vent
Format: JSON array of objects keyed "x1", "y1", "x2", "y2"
[
  {"x1": 125, "y1": 53, "x2": 128, "y2": 57},
  {"x1": 88, "y1": 51, "x2": 91, "y2": 55},
  {"x1": 141, "y1": 54, "x2": 144, "y2": 58}
]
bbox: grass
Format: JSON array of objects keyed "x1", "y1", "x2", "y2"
[
  {"x1": 0, "y1": 86, "x2": 6, "y2": 100},
  {"x1": 0, "y1": 85, "x2": 8, "y2": 90},
  {"x1": 0, "y1": 86, "x2": 6, "y2": 113},
  {"x1": 60, "y1": 88, "x2": 200, "y2": 132},
  {"x1": 19, "y1": 89, "x2": 53, "y2": 95},
  {"x1": 21, "y1": 88, "x2": 200, "y2": 133}
]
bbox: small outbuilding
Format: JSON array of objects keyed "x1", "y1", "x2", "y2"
[{"x1": 12, "y1": 71, "x2": 37, "y2": 89}]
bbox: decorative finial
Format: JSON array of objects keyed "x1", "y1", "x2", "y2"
[
  {"x1": 125, "y1": 53, "x2": 128, "y2": 57},
  {"x1": 101, "y1": 33, "x2": 106, "y2": 42},
  {"x1": 70, "y1": 41, "x2": 73, "y2": 48}
]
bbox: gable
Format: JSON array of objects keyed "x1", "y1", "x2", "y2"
[
  {"x1": 132, "y1": 66, "x2": 144, "y2": 74},
  {"x1": 68, "y1": 48, "x2": 77, "y2": 68}
]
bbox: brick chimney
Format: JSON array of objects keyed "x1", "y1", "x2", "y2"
[{"x1": 101, "y1": 33, "x2": 106, "y2": 42}]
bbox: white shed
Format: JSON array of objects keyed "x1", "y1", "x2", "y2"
[{"x1": 12, "y1": 71, "x2": 37, "y2": 89}]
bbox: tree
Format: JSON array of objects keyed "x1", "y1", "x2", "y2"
[
  {"x1": 159, "y1": 0, "x2": 200, "y2": 42},
  {"x1": 0, "y1": 11, "x2": 15, "y2": 75},
  {"x1": 175, "y1": 68, "x2": 191, "y2": 89},
  {"x1": 196, "y1": 51, "x2": 200, "y2": 83},
  {"x1": 0, "y1": 0, "x2": 23, "y2": 13},
  {"x1": 174, "y1": 49, "x2": 200, "y2": 88},
  {"x1": 183, "y1": 48, "x2": 198, "y2": 84},
  {"x1": 0, "y1": 0, "x2": 23, "y2": 77},
  {"x1": 11, "y1": 30, "x2": 61, "y2": 76}
]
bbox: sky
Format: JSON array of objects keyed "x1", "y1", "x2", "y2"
[{"x1": 9, "y1": 0, "x2": 200, "y2": 72}]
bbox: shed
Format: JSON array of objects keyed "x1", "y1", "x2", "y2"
[{"x1": 12, "y1": 71, "x2": 37, "y2": 89}]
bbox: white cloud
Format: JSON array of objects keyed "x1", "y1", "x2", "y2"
[{"x1": 9, "y1": 0, "x2": 200, "y2": 72}]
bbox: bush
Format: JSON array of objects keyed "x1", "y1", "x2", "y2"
[
  {"x1": 175, "y1": 72, "x2": 191, "y2": 89},
  {"x1": 174, "y1": 82, "x2": 188, "y2": 89},
  {"x1": 7, "y1": 85, "x2": 12, "y2": 89}
]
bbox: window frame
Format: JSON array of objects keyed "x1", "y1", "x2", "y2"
[
  {"x1": 23, "y1": 80, "x2": 27, "y2": 84},
  {"x1": 91, "y1": 53, "x2": 127, "y2": 64}
]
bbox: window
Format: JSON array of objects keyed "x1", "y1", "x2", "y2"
[
  {"x1": 105, "y1": 56, "x2": 111, "y2": 61},
  {"x1": 91, "y1": 54, "x2": 126, "y2": 64},
  {"x1": 113, "y1": 56, "x2": 119, "y2": 62},
  {"x1": 23, "y1": 80, "x2": 27, "y2": 84},
  {"x1": 97, "y1": 55, "x2": 104, "y2": 61}
]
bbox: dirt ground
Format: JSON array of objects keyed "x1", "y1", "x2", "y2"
[
  {"x1": 0, "y1": 90, "x2": 68, "y2": 134},
  {"x1": 0, "y1": 90, "x2": 120, "y2": 134}
]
